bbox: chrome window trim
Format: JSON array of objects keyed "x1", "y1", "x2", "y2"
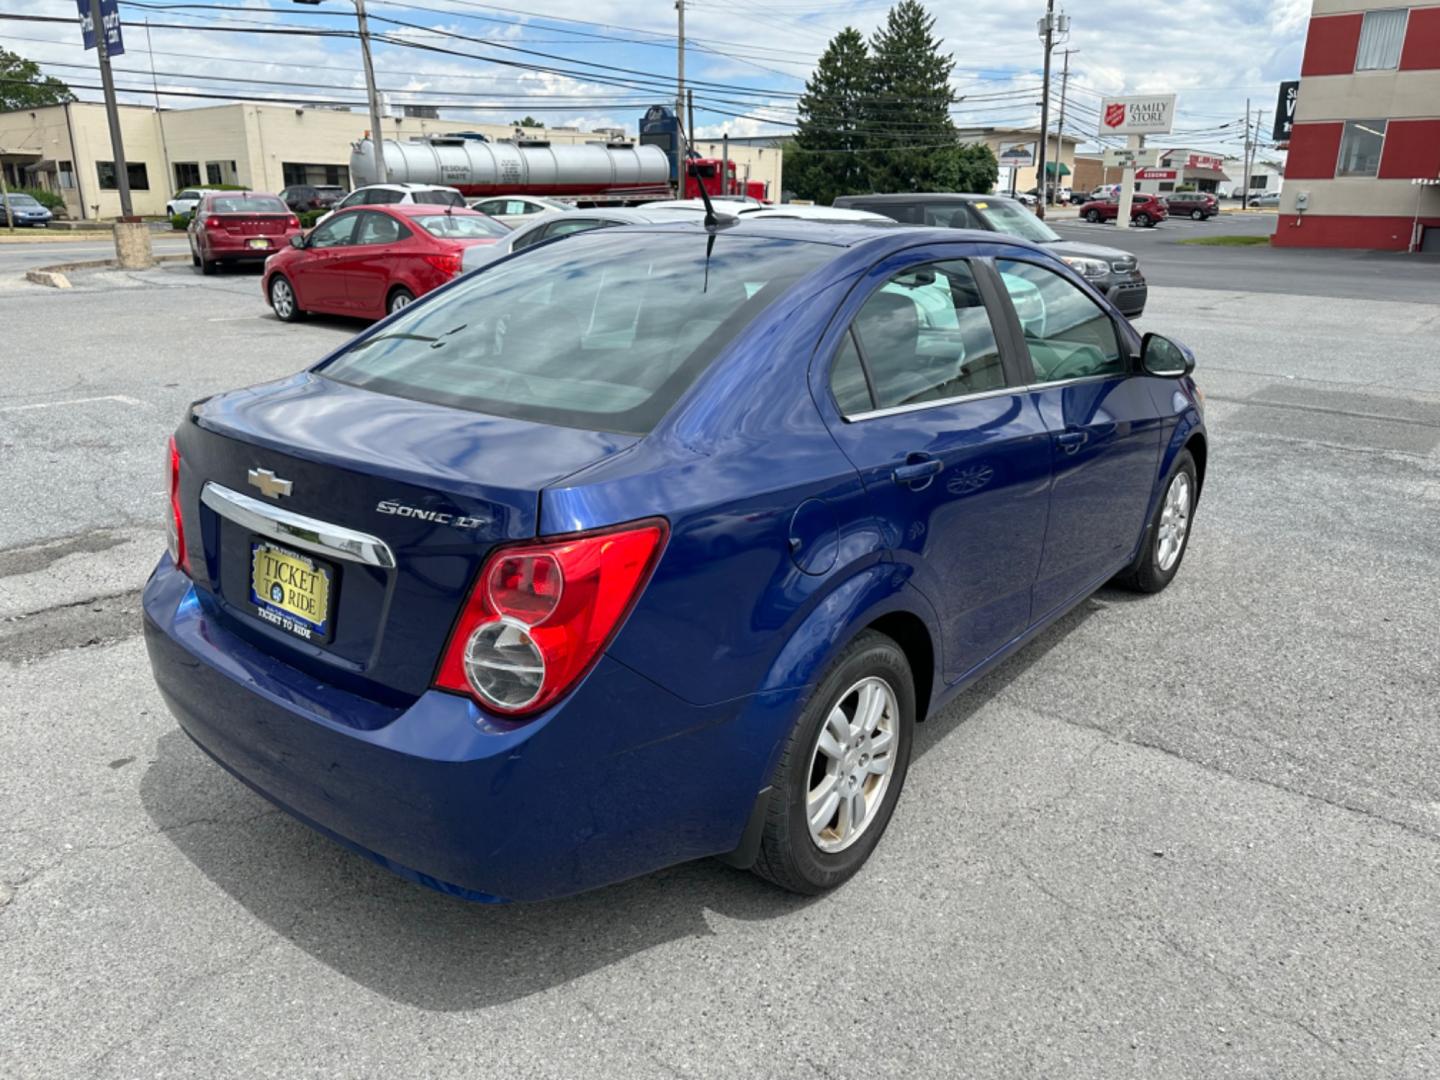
[
  {"x1": 842, "y1": 373, "x2": 1120, "y2": 422},
  {"x1": 200, "y1": 482, "x2": 397, "y2": 569}
]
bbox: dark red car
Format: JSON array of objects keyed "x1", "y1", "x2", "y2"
[
  {"x1": 1164, "y1": 191, "x2": 1220, "y2": 220},
  {"x1": 188, "y1": 193, "x2": 301, "y2": 275},
  {"x1": 262, "y1": 204, "x2": 508, "y2": 322},
  {"x1": 1077, "y1": 192, "x2": 1170, "y2": 228}
]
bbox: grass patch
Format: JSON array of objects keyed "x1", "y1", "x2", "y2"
[{"x1": 1176, "y1": 235, "x2": 1270, "y2": 247}]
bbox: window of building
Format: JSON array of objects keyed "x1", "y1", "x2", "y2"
[
  {"x1": 96, "y1": 162, "x2": 150, "y2": 191},
  {"x1": 58, "y1": 161, "x2": 75, "y2": 190},
  {"x1": 1355, "y1": 8, "x2": 1408, "y2": 71},
  {"x1": 205, "y1": 160, "x2": 238, "y2": 185},
  {"x1": 1159, "y1": 181, "x2": 1175, "y2": 192},
  {"x1": 1249, "y1": 174, "x2": 1269, "y2": 189},
  {"x1": 173, "y1": 162, "x2": 200, "y2": 188},
  {"x1": 1336, "y1": 120, "x2": 1387, "y2": 177},
  {"x1": 282, "y1": 162, "x2": 349, "y2": 187}
]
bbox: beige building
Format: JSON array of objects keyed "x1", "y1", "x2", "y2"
[
  {"x1": 954, "y1": 126, "x2": 1083, "y2": 195},
  {"x1": 0, "y1": 101, "x2": 783, "y2": 219}
]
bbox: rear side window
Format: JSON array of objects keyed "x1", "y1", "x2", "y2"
[
  {"x1": 356, "y1": 212, "x2": 408, "y2": 245},
  {"x1": 995, "y1": 259, "x2": 1122, "y2": 383},
  {"x1": 415, "y1": 189, "x2": 464, "y2": 206},
  {"x1": 319, "y1": 232, "x2": 831, "y2": 434},
  {"x1": 208, "y1": 196, "x2": 287, "y2": 214},
  {"x1": 844, "y1": 260, "x2": 1006, "y2": 411},
  {"x1": 415, "y1": 214, "x2": 508, "y2": 238}
]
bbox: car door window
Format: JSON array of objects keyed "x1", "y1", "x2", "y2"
[
  {"x1": 510, "y1": 222, "x2": 550, "y2": 251},
  {"x1": 543, "y1": 218, "x2": 613, "y2": 240},
  {"x1": 355, "y1": 211, "x2": 406, "y2": 246},
  {"x1": 308, "y1": 213, "x2": 361, "y2": 249},
  {"x1": 995, "y1": 259, "x2": 1123, "y2": 383},
  {"x1": 838, "y1": 260, "x2": 1007, "y2": 413},
  {"x1": 829, "y1": 330, "x2": 873, "y2": 415}
]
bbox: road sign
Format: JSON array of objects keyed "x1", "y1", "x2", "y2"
[
  {"x1": 77, "y1": 0, "x2": 124, "y2": 55},
  {"x1": 997, "y1": 141, "x2": 1037, "y2": 168},
  {"x1": 1102, "y1": 147, "x2": 1161, "y2": 168},
  {"x1": 1273, "y1": 81, "x2": 1298, "y2": 141},
  {"x1": 1099, "y1": 94, "x2": 1176, "y2": 136}
]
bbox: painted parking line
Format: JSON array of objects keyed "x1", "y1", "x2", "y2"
[{"x1": 0, "y1": 394, "x2": 146, "y2": 413}]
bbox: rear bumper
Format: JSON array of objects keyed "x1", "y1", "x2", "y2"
[
  {"x1": 204, "y1": 234, "x2": 292, "y2": 259},
  {"x1": 142, "y1": 559, "x2": 793, "y2": 901}
]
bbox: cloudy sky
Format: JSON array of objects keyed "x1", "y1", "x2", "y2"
[{"x1": 3, "y1": 0, "x2": 1307, "y2": 157}]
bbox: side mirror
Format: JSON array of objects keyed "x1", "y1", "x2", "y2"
[
  {"x1": 289, "y1": 233, "x2": 306, "y2": 249},
  {"x1": 1140, "y1": 332, "x2": 1195, "y2": 378}
]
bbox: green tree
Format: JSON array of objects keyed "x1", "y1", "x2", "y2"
[
  {"x1": 865, "y1": 1, "x2": 963, "y2": 193},
  {"x1": 786, "y1": 27, "x2": 871, "y2": 204},
  {"x1": 0, "y1": 49, "x2": 75, "y2": 111},
  {"x1": 511, "y1": 115, "x2": 544, "y2": 128}
]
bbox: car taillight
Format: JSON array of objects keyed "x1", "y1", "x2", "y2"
[
  {"x1": 435, "y1": 519, "x2": 668, "y2": 716},
  {"x1": 423, "y1": 250, "x2": 463, "y2": 277},
  {"x1": 206, "y1": 216, "x2": 221, "y2": 229},
  {"x1": 287, "y1": 216, "x2": 300, "y2": 229},
  {"x1": 165, "y1": 436, "x2": 190, "y2": 576}
]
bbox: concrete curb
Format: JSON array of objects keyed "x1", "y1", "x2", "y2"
[{"x1": 25, "y1": 253, "x2": 189, "y2": 289}]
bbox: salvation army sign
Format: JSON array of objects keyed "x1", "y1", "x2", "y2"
[{"x1": 1099, "y1": 94, "x2": 1176, "y2": 136}]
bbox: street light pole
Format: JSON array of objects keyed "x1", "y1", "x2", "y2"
[
  {"x1": 295, "y1": 0, "x2": 387, "y2": 183},
  {"x1": 89, "y1": 0, "x2": 133, "y2": 218},
  {"x1": 1035, "y1": 0, "x2": 1054, "y2": 220}
]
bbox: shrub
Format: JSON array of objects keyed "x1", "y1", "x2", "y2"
[
  {"x1": 170, "y1": 213, "x2": 190, "y2": 230},
  {"x1": 297, "y1": 209, "x2": 326, "y2": 229}
]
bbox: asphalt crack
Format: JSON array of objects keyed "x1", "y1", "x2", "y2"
[{"x1": 0, "y1": 589, "x2": 144, "y2": 664}]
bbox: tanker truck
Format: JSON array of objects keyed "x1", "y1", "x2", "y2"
[{"x1": 349, "y1": 105, "x2": 769, "y2": 204}]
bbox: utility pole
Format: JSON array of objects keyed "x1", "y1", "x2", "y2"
[
  {"x1": 145, "y1": 20, "x2": 172, "y2": 198},
  {"x1": 676, "y1": 0, "x2": 686, "y2": 123},
  {"x1": 1242, "y1": 98, "x2": 1252, "y2": 210},
  {"x1": 1054, "y1": 48, "x2": 1076, "y2": 201},
  {"x1": 89, "y1": 0, "x2": 133, "y2": 219},
  {"x1": 294, "y1": 0, "x2": 387, "y2": 183},
  {"x1": 1035, "y1": 0, "x2": 1054, "y2": 219}
]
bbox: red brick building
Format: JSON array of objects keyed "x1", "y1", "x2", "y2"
[{"x1": 1273, "y1": 1, "x2": 1440, "y2": 251}]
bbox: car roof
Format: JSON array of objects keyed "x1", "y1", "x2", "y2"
[
  {"x1": 836, "y1": 192, "x2": 1000, "y2": 204},
  {"x1": 356, "y1": 183, "x2": 459, "y2": 192},
  {"x1": 565, "y1": 218, "x2": 1048, "y2": 253},
  {"x1": 385, "y1": 203, "x2": 484, "y2": 217}
]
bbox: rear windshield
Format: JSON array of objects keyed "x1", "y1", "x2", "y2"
[
  {"x1": 414, "y1": 213, "x2": 508, "y2": 238},
  {"x1": 319, "y1": 231, "x2": 832, "y2": 434},
  {"x1": 415, "y1": 189, "x2": 465, "y2": 206},
  {"x1": 209, "y1": 196, "x2": 287, "y2": 214}
]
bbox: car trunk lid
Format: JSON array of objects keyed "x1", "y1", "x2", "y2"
[{"x1": 180, "y1": 372, "x2": 637, "y2": 700}]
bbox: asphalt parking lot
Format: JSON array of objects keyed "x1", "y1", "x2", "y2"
[{"x1": 2, "y1": 238, "x2": 1439, "y2": 1078}]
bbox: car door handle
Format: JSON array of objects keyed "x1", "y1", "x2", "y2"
[
  {"x1": 893, "y1": 455, "x2": 943, "y2": 488},
  {"x1": 1055, "y1": 431, "x2": 1088, "y2": 454}
]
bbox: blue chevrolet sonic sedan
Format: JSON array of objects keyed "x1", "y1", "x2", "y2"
[{"x1": 144, "y1": 221, "x2": 1206, "y2": 901}]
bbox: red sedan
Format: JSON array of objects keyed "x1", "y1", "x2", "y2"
[
  {"x1": 189, "y1": 193, "x2": 301, "y2": 275},
  {"x1": 1077, "y1": 192, "x2": 1169, "y2": 228},
  {"x1": 261, "y1": 204, "x2": 508, "y2": 322}
]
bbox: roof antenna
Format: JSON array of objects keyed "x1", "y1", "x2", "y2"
[{"x1": 674, "y1": 109, "x2": 732, "y2": 232}]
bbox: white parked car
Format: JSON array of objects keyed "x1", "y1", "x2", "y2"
[
  {"x1": 640, "y1": 199, "x2": 890, "y2": 223},
  {"x1": 166, "y1": 188, "x2": 225, "y2": 218},
  {"x1": 461, "y1": 207, "x2": 665, "y2": 274},
  {"x1": 314, "y1": 182, "x2": 465, "y2": 226},
  {"x1": 467, "y1": 194, "x2": 573, "y2": 226}
]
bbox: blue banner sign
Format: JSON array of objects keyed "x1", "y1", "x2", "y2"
[{"x1": 78, "y1": 0, "x2": 125, "y2": 56}]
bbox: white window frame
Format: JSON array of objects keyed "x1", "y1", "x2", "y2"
[{"x1": 1354, "y1": 7, "x2": 1409, "y2": 72}]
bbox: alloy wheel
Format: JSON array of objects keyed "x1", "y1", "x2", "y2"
[
  {"x1": 1156, "y1": 472, "x2": 1192, "y2": 571},
  {"x1": 806, "y1": 676, "x2": 900, "y2": 853},
  {"x1": 270, "y1": 279, "x2": 294, "y2": 319},
  {"x1": 389, "y1": 291, "x2": 412, "y2": 314}
]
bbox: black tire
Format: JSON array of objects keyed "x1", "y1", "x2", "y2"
[
  {"x1": 387, "y1": 287, "x2": 415, "y2": 315},
  {"x1": 1086, "y1": 209, "x2": 1101, "y2": 223},
  {"x1": 1191, "y1": 209, "x2": 1204, "y2": 221},
  {"x1": 200, "y1": 257, "x2": 217, "y2": 276},
  {"x1": 191, "y1": 252, "x2": 200, "y2": 267},
  {"x1": 1136, "y1": 212, "x2": 1152, "y2": 228},
  {"x1": 751, "y1": 630, "x2": 915, "y2": 895},
  {"x1": 1114, "y1": 449, "x2": 1198, "y2": 594}
]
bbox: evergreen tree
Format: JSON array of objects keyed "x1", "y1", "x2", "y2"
[
  {"x1": 0, "y1": 49, "x2": 75, "y2": 111},
  {"x1": 786, "y1": 27, "x2": 871, "y2": 205},
  {"x1": 865, "y1": 1, "x2": 964, "y2": 193}
]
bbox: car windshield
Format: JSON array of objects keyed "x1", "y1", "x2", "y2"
[
  {"x1": 5, "y1": 195, "x2": 40, "y2": 207},
  {"x1": 971, "y1": 200, "x2": 1060, "y2": 244},
  {"x1": 414, "y1": 213, "x2": 509, "y2": 238},
  {"x1": 209, "y1": 196, "x2": 288, "y2": 214},
  {"x1": 319, "y1": 231, "x2": 832, "y2": 434},
  {"x1": 175, "y1": 190, "x2": 199, "y2": 201}
]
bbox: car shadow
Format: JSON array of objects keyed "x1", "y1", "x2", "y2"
[{"x1": 138, "y1": 584, "x2": 1119, "y2": 1009}]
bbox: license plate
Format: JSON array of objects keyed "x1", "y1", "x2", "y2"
[
  {"x1": 247, "y1": 238, "x2": 271, "y2": 249},
  {"x1": 250, "y1": 542, "x2": 334, "y2": 642}
]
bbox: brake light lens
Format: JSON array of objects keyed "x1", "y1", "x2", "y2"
[
  {"x1": 165, "y1": 436, "x2": 190, "y2": 576},
  {"x1": 423, "y1": 250, "x2": 463, "y2": 277},
  {"x1": 287, "y1": 216, "x2": 300, "y2": 229},
  {"x1": 206, "y1": 216, "x2": 221, "y2": 229},
  {"x1": 435, "y1": 519, "x2": 668, "y2": 716}
]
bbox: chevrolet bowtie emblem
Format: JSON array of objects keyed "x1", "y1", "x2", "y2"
[{"x1": 248, "y1": 468, "x2": 293, "y2": 499}]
